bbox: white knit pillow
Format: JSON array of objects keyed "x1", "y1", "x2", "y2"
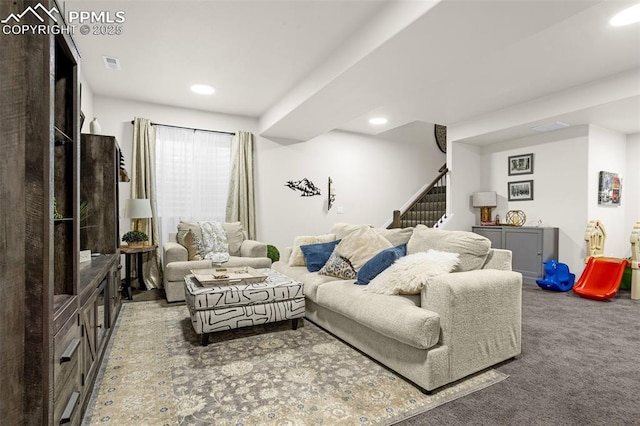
[{"x1": 367, "y1": 250, "x2": 460, "y2": 295}]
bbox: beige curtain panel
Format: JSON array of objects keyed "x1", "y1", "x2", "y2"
[
  {"x1": 131, "y1": 117, "x2": 162, "y2": 289},
  {"x1": 226, "y1": 131, "x2": 256, "y2": 240}
]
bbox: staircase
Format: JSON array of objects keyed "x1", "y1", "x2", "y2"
[{"x1": 390, "y1": 164, "x2": 448, "y2": 229}]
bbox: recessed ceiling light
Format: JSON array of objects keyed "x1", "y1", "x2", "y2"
[
  {"x1": 610, "y1": 4, "x2": 640, "y2": 26},
  {"x1": 190, "y1": 84, "x2": 215, "y2": 95},
  {"x1": 369, "y1": 117, "x2": 388, "y2": 125}
]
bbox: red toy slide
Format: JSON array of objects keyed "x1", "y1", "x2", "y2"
[{"x1": 573, "y1": 257, "x2": 630, "y2": 300}]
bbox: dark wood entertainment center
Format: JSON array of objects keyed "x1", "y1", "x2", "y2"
[{"x1": 0, "y1": 2, "x2": 123, "y2": 423}]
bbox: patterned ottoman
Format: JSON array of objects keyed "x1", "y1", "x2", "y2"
[{"x1": 184, "y1": 269, "x2": 305, "y2": 345}]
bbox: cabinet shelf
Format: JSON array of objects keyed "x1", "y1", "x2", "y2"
[{"x1": 54, "y1": 217, "x2": 74, "y2": 223}]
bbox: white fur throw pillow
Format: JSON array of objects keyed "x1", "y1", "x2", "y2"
[
  {"x1": 289, "y1": 234, "x2": 336, "y2": 266},
  {"x1": 367, "y1": 250, "x2": 460, "y2": 295}
]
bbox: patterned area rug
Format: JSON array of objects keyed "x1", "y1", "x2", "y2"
[{"x1": 82, "y1": 301, "x2": 508, "y2": 425}]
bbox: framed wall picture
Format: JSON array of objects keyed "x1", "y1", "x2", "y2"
[
  {"x1": 508, "y1": 153, "x2": 534, "y2": 175},
  {"x1": 508, "y1": 180, "x2": 534, "y2": 201},
  {"x1": 598, "y1": 171, "x2": 621, "y2": 206}
]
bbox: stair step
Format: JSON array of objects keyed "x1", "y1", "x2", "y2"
[
  {"x1": 427, "y1": 186, "x2": 446, "y2": 194},
  {"x1": 413, "y1": 201, "x2": 445, "y2": 211},
  {"x1": 416, "y1": 194, "x2": 447, "y2": 205}
]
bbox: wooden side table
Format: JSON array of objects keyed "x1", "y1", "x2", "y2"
[{"x1": 120, "y1": 244, "x2": 157, "y2": 300}]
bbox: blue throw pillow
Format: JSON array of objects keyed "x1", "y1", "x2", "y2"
[
  {"x1": 300, "y1": 240, "x2": 341, "y2": 272},
  {"x1": 355, "y1": 244, "x2": 407, "y2": 285}
]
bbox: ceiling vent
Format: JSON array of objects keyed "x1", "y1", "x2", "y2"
[
  {"x1": 102, "y1": 55, "x2": 121, "y2": 70},
  {"x1": 531, "y1": 121, "x2": 570, "y2": 132}
]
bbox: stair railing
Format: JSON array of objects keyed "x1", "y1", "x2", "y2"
[{"x1": 390, "y1": 163, "x2": 448, "y2": 229}]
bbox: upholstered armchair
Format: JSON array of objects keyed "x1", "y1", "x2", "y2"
[{"x1": 163, "y1": 221, "x2": 271, "y2": 302}]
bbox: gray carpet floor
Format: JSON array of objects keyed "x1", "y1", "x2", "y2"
[
  {"x1": 398, "y1": 285, "x2": 640, "y2": 426},
  {"x1": 126, "y1": 283, "x2": 639, "y2": 425}
]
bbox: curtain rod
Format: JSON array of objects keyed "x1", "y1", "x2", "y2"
[{"x1": 130, "y1": 120, "x2": 235, "y2": 136}]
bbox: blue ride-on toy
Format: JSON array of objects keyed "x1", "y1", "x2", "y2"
[{"x1": 536, "y1": 260, "x2": 575, "y2": 292}]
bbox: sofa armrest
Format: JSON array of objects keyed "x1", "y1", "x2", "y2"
[
  {"x1": 279, "y1": 247, "x2": 292, "y2": 264},
  {"x1": 422, "y1": 269, "x2": 522, "y2": 380},
  {"x1": 240, "y1": 239, "x2": 267, "y2": 258},
  {"x1": 482, "y1": 248, "x2": 512, "y2": 270},
  {"x1": 164, "y1": 241, "x2": 188, "y2": 267}
]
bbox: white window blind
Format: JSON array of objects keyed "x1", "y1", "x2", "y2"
[{"x1": 155, "y1": 125, "x2": 232, "y2": 250}]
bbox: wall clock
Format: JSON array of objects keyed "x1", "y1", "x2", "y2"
[{"x1": 434, "y1": 124, "x2": 447, "y2": 153}]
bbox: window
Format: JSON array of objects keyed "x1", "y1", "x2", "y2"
[{"x1": 155, "y1": 126, "x2": 232, "y2": 250}]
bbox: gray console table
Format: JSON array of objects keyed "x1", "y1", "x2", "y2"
[{"x1": 472, "y1": 226, "x2": 559, "y2": 284}]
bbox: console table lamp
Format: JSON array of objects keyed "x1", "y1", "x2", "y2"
[
  {"x1": 473, "y1": 191, "x2": 497, "y2": 224},
  {"x1": 125, "y1": 198, "x2": 152, "y2": 232}
]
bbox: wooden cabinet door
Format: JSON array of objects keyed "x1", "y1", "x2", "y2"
[{"x1": 80, "y1": 294, "x2": 97, "y2": 387}]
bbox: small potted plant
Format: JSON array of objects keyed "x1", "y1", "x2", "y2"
[{"x1": 122, "y1": 230, "x2": 148, "y2": 247}]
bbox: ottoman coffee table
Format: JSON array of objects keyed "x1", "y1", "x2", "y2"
[{"x1": 184, "y1": 268, "x2": 305, "y2": 345}]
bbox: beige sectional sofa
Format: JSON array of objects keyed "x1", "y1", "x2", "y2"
[{"x1": 272, "y1": 223, "x2": 522, "y2": 392}]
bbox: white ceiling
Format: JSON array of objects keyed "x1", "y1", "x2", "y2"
[{"x1": 66, "y1": 0, "x2": 640, "y2": 144}]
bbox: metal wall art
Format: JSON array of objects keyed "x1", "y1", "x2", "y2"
[
  {"x1": 285, "y1": 178, "x2": 321, "y2": 196},
  {"x1": 327, "y1": 177, "x2": 336, "y2": 210}
]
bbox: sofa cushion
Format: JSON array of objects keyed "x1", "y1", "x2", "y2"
[
  {"x1": 367, "y1": 250, "x2": 459, "y2": 295},
  {"x1": 335, "y1": 226, "x2": 393, "y2": 271},
  {"x1": 407, "y1": 224, "x2": 491, "y2": 272},
  {"x1": 330, "y1": 223, "x2": 413, "y2": 246},
  {"x1": 164, "y1": 257, "x2": 272, "y2": 282},
  {"x1": 375, "y1": 227, "x2": 414, "y2": 246},
  {"x1": 222, "y1": 222, "x2": 245, "y2": 256},
  {"x1": 271, "y1": 261, "x2": 338, "y2": 302},
  {"x1": 318, "y1": 249, "x2": 356, "y2": 280},
  {"x1": 300, "y1": 239, "x2": 341, "y2": 272},
  {"x1": 330, "y1": 222, "x2": 369, "y2": 240},
  {"x1": 355, "y1": 244, "x2": 406, "y2": 285},
  {"x1": 315, "y1": 281, "x2": 441, "y2": 350},
  {"x1": 289, "y1": 234, "x2": 336, "y2": 267}
]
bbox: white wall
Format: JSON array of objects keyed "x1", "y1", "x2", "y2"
[
  {"x1": 91, "y1": 96, "x2": 444, "y2": 250},
  {"x1": 479, "y1": 126, "x2": 589, "y2": 275},
  {"x1": 257, "y1": 126, "x2": 445, "y2": 249},
  {"x1": 587, "y1": 125, "x2": 628, "y2": 259},
  {"x1": 445, "y1": 141, "x2": 482, "y2": 231},
  {"x1": 79, "y1": 72, "x2": 94, "y2": 133},
  {"x1": 625, "y1": 133, "x2": 640, "y2": 256},
  {"x1": 448, "y1": 124, "x2": 635, "y2": 277}
]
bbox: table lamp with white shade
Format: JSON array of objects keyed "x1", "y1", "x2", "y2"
[
  {"x1": 124, "y1": 198, "x2": 152, "y2": 232},
  {"x1": 472, "y1": 191, "x2": 497, "y2": 225}
]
